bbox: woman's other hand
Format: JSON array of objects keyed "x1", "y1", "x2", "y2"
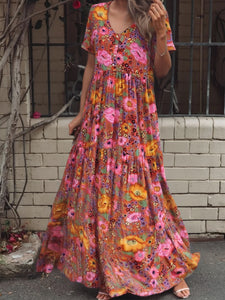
[{"x1": 68, "y1": 113, "x2": 82, "y2": 135}]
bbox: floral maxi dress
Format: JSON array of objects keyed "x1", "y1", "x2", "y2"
[{"x1": 36, "y1": 2, "x2": 200, "y2": 298}]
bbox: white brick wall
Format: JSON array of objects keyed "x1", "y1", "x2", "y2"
[
  {"x1": 2, "y1": 116, "x2": 225, "y2": 237},
  {"x1": 161, "y1": 117, "x2": 225, "y2": 236}
]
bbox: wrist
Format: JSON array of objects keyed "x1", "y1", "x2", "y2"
[
  {"x1": 77, "y1": 111, "x2": 83, "y2": 119},
  {"x1": 156, "y1": 32, "x2": 167, "y2": 40}
]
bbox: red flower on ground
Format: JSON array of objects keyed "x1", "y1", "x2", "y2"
[{"x1": 73, "y1": 0, "x2": 81, "y2": 9}]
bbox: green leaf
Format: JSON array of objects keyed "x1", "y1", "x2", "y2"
[
  {"x1": 124, "y1": 193, "x2": 132, "y2": 201},
  {"x1": 123, "y1": 251, "x2": 133, "y2": 255},
  {"x1": 183, "y1": 251, "x2": 192, "y2": 259},
  {"x1": 139, "y1": 200, "x2": 147, "y2": 207},
  {"x1": 140, "y1": 233, "x2": 148, "y2": 240},
  {"x1": 101, "y1": 167, "x2": 107, "y2": 174},
  {"x1": 154, "y1": 256, "x2": 160, "y2": 262}
]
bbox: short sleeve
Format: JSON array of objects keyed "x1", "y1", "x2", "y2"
[
  {"x1": 150, "y1": 11, "x2": 176, "y2": 55},
  {"x1": 81, "y1": 6, "x2": 95, "y2": 54},
  {"x1": 165, "y1": 13, "x2": 176, "y2": 51}
]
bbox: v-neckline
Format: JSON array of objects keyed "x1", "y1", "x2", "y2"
[{"x1": 106, "y1": 1, "x2": 136, "y2": 36}]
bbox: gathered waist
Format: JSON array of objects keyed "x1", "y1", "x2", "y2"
[{"x1": 93, "y1": 65, "x2": 155, "y2": 83}]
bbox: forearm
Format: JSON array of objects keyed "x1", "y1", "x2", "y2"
[
  {"x1": 79, "y1": 53, "x2": 95, "y2": 116},
  {"x1": 154, "y1": 34, "x2": 172, "y2": 78},
  {"x1": 79, "y1": 54, "x2": 95, "y2": 116}
]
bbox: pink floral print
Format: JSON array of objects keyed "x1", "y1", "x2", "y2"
[{"x1": 36, "y1": 2, "x2": 200, "y2": 299}]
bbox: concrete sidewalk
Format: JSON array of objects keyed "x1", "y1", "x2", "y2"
[{"x1": 0, "y1": 240, "x2": 224, "y2": 300}]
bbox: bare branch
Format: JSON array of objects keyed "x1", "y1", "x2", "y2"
[
  {"x1": 0, "y1": 29, "x2": 22, "y2": 74},
  {"x1": 0, "y1": 0, "x2": 72, "y2": 42},
  {"x1": 0, "y1": 96, "x2": 76, "y2": 153},
  {"x1": 15, "y1": 96, "x2": 75, "y2": 140},
  {"x1": 0, "y1": 1, "x2": 35, "y2": 214},
  {"x1": 0, "y1": 0, "x2": 26, "y2": 41}
]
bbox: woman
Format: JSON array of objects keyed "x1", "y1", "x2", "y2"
[{"x1": 36, "y1": 1, "x2": 200, "y2": 299}]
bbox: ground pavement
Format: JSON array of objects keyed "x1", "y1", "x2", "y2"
[{"x1": 0, "y1": 240, "x2": 224, "y2": 300}]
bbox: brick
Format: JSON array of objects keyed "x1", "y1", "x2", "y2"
[
  {"x1": 8, "y1": 167, "x2": 32, "y2": 180},
  {"x1": 189, "y1": 181, "x2": 219, "y2": 193},
  {"x1": 58, "y1": 118, "x2": 73, "y2": 139},
  {"x1": 31, "y1": 140, "x2": 57, "y2": 153},
  {"x1": 44, "y1": 120, "x2": 57, "y2": 139},
  {"x1": 22, "y1": 219, "x2": 49, "y2": 231},
  {"x1": 3, "y1": 219, "x2": 49, "y2": 231},
  {"x1": 30, "y1": 127, "x2": 44, "y2": 139},
  {"x1": 208, "y1": 194, "x2": 225, "y2": 206},
  {"x1": 164, "y1": 141, "x2": 189, "y2": 153},
  {"x1": 183, "y1": 220, "x2": 206, "y2": 233},
  {"x1": 160, "y1": 140, "x2": 164, "y2": 152},
  {"x1": 221, "y1": 181, "x2": 225, "y2": 193},
  {"x1": 20, "y1": 60, "x2": 29, "y2": 75},
  {"x1": 9, "y1": 193, "x2": 33, "y2": 206},
  {"x1": 0, "y1": 102, "x2": 10, "y2": 114},
  {"x1": 210, "y1": 168, "x2": 225, "y2": 180},
  {"x1": 158, "y1": 117, "x2": 174, "y2": 139},
  {"x1": 58, "y1": 167, "x2": 66, "y2": 179},
  {"x1": 19, "y1": 100, "x2": 29, "y2": 115},
  {"x1": 199, "y1": 117, "x2": 213, "y2": 139},
  {"x1": 178, "y1": 207, "x2": 192, "y2": 219},
  {"x1": 18, "y1": 114, "x2": 30, "y2": 128},
  {"x1": 207, "y1": 221, "x2": 225, "y2": 233},
  {"x1": 210, "y1": 141, "x2": 225, "y2": 153},
  {"x1": 34, "y1": 193, "x2": 55, "y2": 205},
  {"x1": 8, "y1": 180, "x2": 44, "y2": 193},
  {"x1": 0, "y1": 129, "x2": 7, "y2": 141},
  {"x1": 165, "y1": 167, "x2": 209, "y2": 180},
  {"x1": 14, "y1": 154, "x2": 42, "y2": 167},
  {"x1": 174, "y1": 117, "x2": 185, "y2": 139},
  {"x1": 7, "y1": 206, "x2": 51, "y2": 219},
  {"x1": 219, "y1": 208, "x2": 225, "y2": 219},
  {"x1": 191, "y1": 208, "x2": 218, "y2": 220},
  {"x1": 167, "y1": 181, "x2": 188, "y2": 193},
  {"x1": 1, "y1": 75, "x2": 11, "y2": 87},
  {"x1": 31, "y1": 167, "x2": 58, "y2": 180},
  {"x1": 213, "y1": 117, "x2": 225, "y2": 139},
  {"x1": 221, "y1": 155, "x2": 225, "y2": 166},
  {"x1": 184, "y1": 117, "x2": 199, "y2": 139},
  {"x1": 57, "y1": 140, "x2": 73, "y2": 153},
  {"x1": 45, "y1": 180, "x2": 61, "y2": 192},
  {"x1": 163, "y1": 153, "x2": 174, "y2": 166},
  {"x1": 175, "y1": 154, "x2": 220, "y2": 167},
  {"x1": 43, "y1": 154, "x2": 68, "y2": 166},
  {"x1": 190, "y1": 140, "x2": 209, "y2": 153},
  {"x1": 14, "y1": 140, "x2": 30, "y2": 154},
  {"x1": 173, "y1": 194, "x2": 207, "y2": 206}
]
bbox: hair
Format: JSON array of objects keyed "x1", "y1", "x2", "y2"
[{"x1": 128, "y1": 0, "x2": 164, "y2": 41}]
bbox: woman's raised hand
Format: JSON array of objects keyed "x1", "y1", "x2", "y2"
[{"x1": 148, "y1": 0, "x2": 167, "y2": 37}]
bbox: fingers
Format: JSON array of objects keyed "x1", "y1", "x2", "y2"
[
  {"x1": 149, "y1": 1, "x2": 167, "y2": 35},
  {"x1": 150, "y1": 0, "x2": 167, "y2": 18},
  {"x1": 150, "y1": 5, "x2": 161, "y2": 19},
  {"x1": 150, "y1": 4, "x2": 165, "y2": 18},
  {"x1": 152, "y1": 0, "x2": 166, "y2": 12}
]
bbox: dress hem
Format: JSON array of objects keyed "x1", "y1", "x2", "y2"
[{"x1": 38, "y1": 263, "x2": 194, "y2": 298}]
